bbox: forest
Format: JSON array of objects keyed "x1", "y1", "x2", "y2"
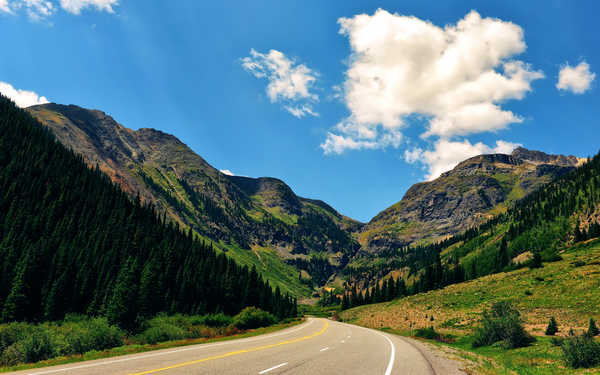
[{"x1": 0, "y1": 95, "x2": 296, "y2": 330}]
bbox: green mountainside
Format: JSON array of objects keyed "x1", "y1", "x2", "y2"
[
  {"x1": 27, "y1": 103, "x2": 360, "y2": 296},
  {"x1": 358, "y1": 149, "x2": 584, "y2": 253},
  {"x1": 0, "y1": 95, "x2": 296, "y2": 328},
  {"x1": 25, "y1": 102, "x2": 588, "y2": 298},
  {"x1": 341, "y1": 147, "x2": 600, "y2": 311}
]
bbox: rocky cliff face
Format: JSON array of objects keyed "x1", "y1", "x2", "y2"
[
  {"x1": 27, "y1": 103, "x2": 361, "y2": 291},
  {"x1": 358, "y1": 148, "x2": 584, "y2": 253}
]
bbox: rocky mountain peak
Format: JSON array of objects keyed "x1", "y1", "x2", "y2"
[{"x1": 511, "y1": 146, "x2": 583, "y2": 166}]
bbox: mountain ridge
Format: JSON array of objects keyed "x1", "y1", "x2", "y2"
[{"x1": 26, "y1": 101, "x2": 585, "y2": 294}]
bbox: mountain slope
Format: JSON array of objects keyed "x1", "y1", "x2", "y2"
[
  {"x1": 359, "y1": 147, "x2": 584, "y2": 253},
  {"x1": 0, "y1": 95, "x2": 296, "y2": 326},
  {"x1": 27, "y1": 103, "x2": 361, "y2": 295}
]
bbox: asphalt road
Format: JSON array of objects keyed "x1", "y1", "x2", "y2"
[{"x1": 12, "y1": 318, "x2": 465, "y2": 375}]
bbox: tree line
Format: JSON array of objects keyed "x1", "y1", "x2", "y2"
[{"x1": 0, "y1": 95, "x2": 296, "y2": 330}]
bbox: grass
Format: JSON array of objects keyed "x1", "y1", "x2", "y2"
[
  {"x1": 0, "y1": 318, "x2": 305, "y2": 373},
  {"x1": 340, "y1": 240, "x2": 600, "y2": 374},
  {"x1": 222, "y1": 243, "x2": 312, "y2": 297}
]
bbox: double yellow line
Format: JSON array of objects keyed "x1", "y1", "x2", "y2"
[{"x1": 128, "y1": 321, "x2": 329, "y2": 375}]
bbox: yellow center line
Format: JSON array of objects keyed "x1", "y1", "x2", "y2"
[{"x1": 128, "y1": 321, "x2": 329, "y2": 375}]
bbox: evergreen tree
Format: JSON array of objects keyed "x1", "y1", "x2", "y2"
[
  {"x1": 545, "y1": 316, "x2": 558, "y2": 336},
  {"x1": 587, "y1": 318, "x2": 599, "y2": 337}
]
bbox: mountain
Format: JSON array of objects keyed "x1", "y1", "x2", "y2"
[
  {"x1": 25, "y1": 102, "x2": 587, "y2": 295},
  {"x1": 0, "y1": 95, "x2": 296, "y2": 327},
  {"x1": 358, "y1": 147, "x2": 585, "y2": 253},
  {"x1": 27, "y1": 103, "x2": 361, "y2": 295}
]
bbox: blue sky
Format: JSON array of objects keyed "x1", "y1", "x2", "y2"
[{"x1": 1, "y1": 0, "x2": 598, "y2": 222}]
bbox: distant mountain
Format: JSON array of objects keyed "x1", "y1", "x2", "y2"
[
  {"x1": 27, "y1": 103, "x2": 361, "y2": 295},
  {"x1": 358, "y1": 147, "x2": 585, "y2": 253}
]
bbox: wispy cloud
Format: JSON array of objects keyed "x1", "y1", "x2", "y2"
[
  {"x1": 242, "y1": 49, "x2": 319, "y2": 118},
  {"x1": 0, "y1": 0, "x2": 118, "y2": 20}
]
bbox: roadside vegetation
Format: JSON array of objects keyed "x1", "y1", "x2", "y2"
[
  {"x1": 340, "y1": 241, "x2": 600, "y2": 374},
  {"x1": 0, "y1": 308, "x2": 297, "y2": 371}
]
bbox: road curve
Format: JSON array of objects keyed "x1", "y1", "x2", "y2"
[{"x1": 12, "y1": 318, "x2": 464, "y2": 375}]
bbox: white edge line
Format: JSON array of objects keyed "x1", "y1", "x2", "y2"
[
  {"x1": 335, "y1": 320, "x2": 395, "y2": 375},
  {"x1": 258, "y1": 362, "x2": 288, "y2": 374},
  {"x1": 27, "y1": 319, "x2": 315, "y2": 375}
]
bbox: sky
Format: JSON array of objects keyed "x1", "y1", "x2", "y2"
[{"x1": 1, "y1": 0, "x2": 599, "y2": 222}]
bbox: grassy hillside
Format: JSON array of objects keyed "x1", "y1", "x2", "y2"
[{"x1": 340, "y1": 240, "x2": 600, "y2": 374}]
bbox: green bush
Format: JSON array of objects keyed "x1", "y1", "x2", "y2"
[
  {"x1": 0, "y1": 322, "x2": 32, "y2": 353},
  {"x1": 200, "y1": 313, "x2": 233, "y2": 327},
  {"x1": 471, "y1": 301, "x2": 534, "y2": 349},
  {"x1": 232, "y1": 307, "x2": 276, "y2": 330},
  {"x1": 414, "y1": 327, "x2": 440, "y2": 340},
  {"x1": 19, "y1": 328, "x2": 55, "y2": 363},
  {"x1": 137, "y1": 325, "x2": 184, "y2": 345},
  {"x1": 63, "y1": 318, "x2": 123, "y2": 354},
  {"x1": 561, "y1": 335, "x2": 600, "y2": 368}
]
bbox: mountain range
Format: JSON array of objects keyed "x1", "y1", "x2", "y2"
[{"x1": 27, "y1": 103, "x2": 585, "y2": 295}]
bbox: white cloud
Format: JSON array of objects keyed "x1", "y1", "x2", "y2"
[
  {"x1": 556, "y1": 61, "x2": 596, "y2": 94},
  {"x1": 0, "y1": 0, "x2": 12, "y2": 13},
  {"x1": 59, "y1": 0, "x2": 117, "y2": 14},
  {"x1": 321, "y1": 120, "x2": 402, "y2": 154},
  {"x1": 0, "y1": 0, "x2": 116, "y2": 19},
  {"x1": 0, "y1": 81, "x2": 49, "y2": 108},
  {"x1": 242, "y1": 49, "x2": 319, "y2": 117},
  {"x1": 405, "y1": 139, "x2": 521, "y2": 180},
  {"x1": 220, "y1": 169, "x2": 235, "y2": 176},
  {"x1": 325, "y1": 9, "x2": 543, "y2": 154},
  {"x1": 9, "y1": 0, "x2": 56, "y2": 20}
]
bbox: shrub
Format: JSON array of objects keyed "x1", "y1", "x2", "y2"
[
  {"x1": 586, "y1": 318, "x2": 599, "y2": 337},
  {"x1": 561, "y1": 335, "x2": 600, "y2": 368},
  {"x1": 414, "y1": 327, "x2": 440, "y2": 340},
  {"x1": 64, "y1": 318, "x2": 123, "y2": 354},
  {"x1": 20, "y1": 328, "x2": 55, "y2": 363},
  {"x1": 0, "y1": 322, "x2": 32, "y2": 353},
  {"x1": 471, "y1": 301, "x2": 534, "y2": 349},
  {"x1": 138, "y1": 324, "x2": 186, "y2": 345},
  {"x1": 200, "y1": 313, "x2": 233, "y2": 328},
  {"x1": 545, "y1": 317, "x2": 559, "y2": 336},
  {"x1": 0, "y1": 324, "x2": 56, "y2": 366},
  {"x1": 550, "y1": 337, "x2": 564, "y2": 347},
  {"x1": 232, "y1": 307, "x2": 276, "y2": 330}
]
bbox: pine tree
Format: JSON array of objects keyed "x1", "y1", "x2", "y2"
[
  {"x1": 587, "y1": 318, "x2": 599, "y2": 337},
  {"x1": 545, "y1": 316, "x2": 558, "y2": 336}
]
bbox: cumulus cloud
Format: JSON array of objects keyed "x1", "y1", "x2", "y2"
[
  {"x1": 220, "y1": 169, "x2": 234, "y2": 176},
  {"x1": 0, "y1": 0, "x2": 117, "y2": 19},
  {"x1": 557, "y1": 61, "x2": 596, "y2": 94},
  {"x1": 0, "y1": 81, "x2": 49, "y2": 108},
  {"x1": 405, "y1": 139, "x2": 521, "y2": 180},
  {"x1": 242, "y1": 49, "x2": 319, "y2": 118},
  {"x1": 323, "y1": 9, "x2": 543, "y2": 154}
]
